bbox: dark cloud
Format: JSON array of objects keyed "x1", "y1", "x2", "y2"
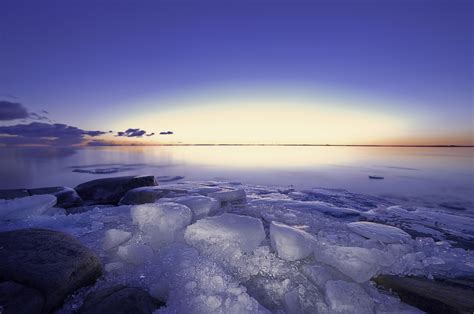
[
  {"x1": 159, "y1": 131, "x2": 174, "y2": 135},
  {"x1": 0, "y1": 101, "x2": 29, "y2": 120},
  {"x1": 0, "y1": 122, "x2": 106, "y2": 146},
  {"x1": 116, "y1": 128, "x2": 154, "y2": 137},
  {"x1": 0, "y1": 100, "x2": 52, "y2": 122}
]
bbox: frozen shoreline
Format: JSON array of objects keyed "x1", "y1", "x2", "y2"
[{"x1": 1, "y1": 176, "x2": 473, "y2": 313}]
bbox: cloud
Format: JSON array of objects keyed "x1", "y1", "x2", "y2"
[
  {"x1": 0, "y1": 122, "x2": 106, "y2": 146},
  {"x1": 116, "y1": 128, "x2": 154, "y2": 137},
  {"x1": 159, "y1": 131, "x2": 174, "y2": 135},
  {"x1": 0, "y1": 100, "x2": 52, "y2": 122},
  {"x1": 0, "y1": 101, "x2": 29, "y2": 120}
]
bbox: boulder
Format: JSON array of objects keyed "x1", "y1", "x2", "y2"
[
  {"x1": 0, "y1": 281, "x2": 44, "y2": 314},
  {"x1": 119, "y1": 186, "x2": 188, "y2": 205},
  {"x1": 0, "y1": 189, "x2": 29, "y2": 199},
  {"x1": 0, "y1": 228, "x2": 102, "y2": 313},
  {"x1": 373, "y1": 275, "x2": 474, "y2": 313},
  {"x1": 75, "y1": 175, "x2": 157, "y2": 205},
  {"x1": 79, "y1": 285, "x2": 164, "y2": 314},
  {"x1": 28, "y1": 186, "x2": 83, "y2": 209}
]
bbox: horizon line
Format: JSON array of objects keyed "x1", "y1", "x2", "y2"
[{"x1": 87, "y1": 143, "x2": 474, "y2": 148}]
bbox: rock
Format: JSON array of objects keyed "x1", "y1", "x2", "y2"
[
  {"x1": 0, "y1": 189, "x2": 29, "y2": 199},
  {"x1": 78, "y1": 285, "x2": 164, "y2": 314},
  {"x1": 28, "y1": 186, "x2": 83, "y2": 209},
  {"x1": 373, "y1": 275, "x2": 474, "y2": 314},
  {"x1": 0, "y1": 281, "x2": 44, "y2": 314},
  {"x1": 0, "y1": 195, "x2": 57, "y2": 220},
  {"x1": 119, "y1": 186, "x2": 188, "y2": 205},
  {"x1": 347, "y1": 221, "x2": 411, "y2": 244},
  {"x1": 75, "y1": 175, "x2": 157, "y2": 205},
  {"x1": 0, "y1": 228, "x2": 102, "y2": 313},
  {"x1": 185, "y1": 213, "x2": 265, "y2": 253},
  {"x1": 270, "y1": 221, "x2": 315, "y2": 261}
]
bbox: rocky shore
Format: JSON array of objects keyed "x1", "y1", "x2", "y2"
[{"x1": 0, "y1": 175, "x2": 473, "y2": 313}]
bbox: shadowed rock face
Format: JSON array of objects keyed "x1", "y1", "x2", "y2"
[
  {"x1": 74, "y1": 175, "x2": 157, "y2": 205},
  {"x1": 0, "y1": 281, "x2": 44, "y2": 314},
  {"x1": 78, "y1": 285, "x2": 165, "y2": 314},
  {"x1": 119, "y1": 186, "x2": 188, "y2": 205},
  {"x1": 373, "y1": 275, "x2": 474, "y2": 314},
  {"x1": 0, "y1": 228, "x2": 102, "y2": 313}
]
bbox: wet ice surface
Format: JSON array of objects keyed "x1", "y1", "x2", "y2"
[{"x1": 1, "y1": 180, "x2": 473, "y2": 313}]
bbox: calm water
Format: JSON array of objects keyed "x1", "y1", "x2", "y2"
[{"x1": 1, "y1": 146, "x2": 473, "y2": 211}]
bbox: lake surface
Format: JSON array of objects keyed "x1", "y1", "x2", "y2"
[{"x1": 1, "y1": 146, "x2": 473, "y2": 212}]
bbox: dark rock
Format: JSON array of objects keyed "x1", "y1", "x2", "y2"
[
  {"x1": 0, "y1": 228, "x2": 102, "y2": 313},
  {"x1": 78, "y1": 285, "x2": 165, "y2": 314},
  {"x1": 0, "y1": 189, "x2": 29, "y2": 199},
  {"x1": 75, "y1": 175, "x2": 157, "y2": 205},
  {"x1": 373, "y1": 275, "x2": 474, "y2": 314},
  {"x1": 119, "y1": 186, "x2": 188, "y2": 205},
  {"x1": 28, "y1": 186, "x2": 83, "y2": 209},
  {"x1": 0, "y1": 281, "x2": 44, "y2": 314}
]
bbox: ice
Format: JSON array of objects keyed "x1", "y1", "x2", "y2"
[
  {"x1": 0, "y1": 195, "x2": 57, "y2": 220},
  {"x1": 151, "y1": 244, "x2": 263, "y2": 314},
  {"x1": 325, "y1": 280, "x2": 375, "y2": 313},
  {"x1": 3, "y1": 180, "x2": 471, "y2": 314},
  {"x1": 185, "y1": 213, "x2": 265, "y2": 253},
  {"x1": 270, "y1": 221, "x2": 315, "y2": 261},
  {"x1": 208, "y1": 188, "x2": 246, "y2": 203},
  {"x1": 102, "y1": 229, "x2": 132, "y2": 250},
  {"x1": 347, "y1": 221, "x2": 411, "y2": 243},
  {"x1": 314, "y1": 245, "x2": 391, "y2": 283},
  {"x1": 301, "y1": 264, "x2": 349, "y2": 289},
  {"x1": 117, "y1": 242, "x2": 154, "y2": 265},
  {"x1": 131, "y1": 202, "x2": 192, "y2": 249},
  {"x1": 161, "y1": 195, "x2": 220, "y2": 221}
]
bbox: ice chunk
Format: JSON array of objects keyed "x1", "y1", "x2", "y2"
[
  {"x1": 208, "y1": 188, "x2": 246, "y2": 203},
  {"x1": 151, "y1": 243, "x2": 262, "y2": 313},
  {"x1": 185, "y1": 213, "x2": 265, "y2": 253},
  {"x1": 102, "y1": 229, "x2": 132, "y2": 250},
  {"x1": 168, "y1": 195, "x2": 220, "y2": 220},
  {"x1": 301, "y1": 264, "x2": 349, "y2": 289},
  {"x1": 117, "y1": 242, "x2": 154, "y2": 265},
  {"x1": 347, "y1": 221, "x2": 411, "y2": 243},
  {"x1": 104, "y1": 262, "x2": 124, "y2": 273},
  {"x1": 283, "y1": 288, "x2": 303, "y2": 314},
  {"x1": 131, "y1": 202, "x2": 192, "y2": 249},
  {"x1": 270, "y1": 221, "x2": 315, "y2": 261},
  {"x1": 314, "y1": 245, "x2": 383, "y2": 283},
  {"x1": 0, "y1": 195, "x2": 56, "y2": 220},
  {"x1": 325, "y1": 280, "x2": 374, "y2": 313}
]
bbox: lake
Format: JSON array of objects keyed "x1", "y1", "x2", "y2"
[{"x1": 1, "y1": 146, "x2": 473, "y2": 212}]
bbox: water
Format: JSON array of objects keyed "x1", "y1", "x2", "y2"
[{"x1": 1, "y1": 146, "x2": 473, "y2": 211}]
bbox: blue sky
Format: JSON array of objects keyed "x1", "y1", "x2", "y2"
[{"x1": 0, "y1": 0, "x2": 472, "y2": 145}]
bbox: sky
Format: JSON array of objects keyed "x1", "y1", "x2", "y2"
[{"x1": 0, "y1": 0, "x2": 472, "y2": 146}]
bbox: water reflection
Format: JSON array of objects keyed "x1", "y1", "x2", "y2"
[{"x1": 0, "y1": 146, "x2": 472, "y2": 211}]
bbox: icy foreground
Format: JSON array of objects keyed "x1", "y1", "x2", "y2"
[{"x1": 1, "y1": 180, "x2": 473, "y2": 313}]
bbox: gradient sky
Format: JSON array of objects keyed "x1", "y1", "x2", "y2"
[{"x1": 0, "y1": 0, "x2": 472, "y2": 145}]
